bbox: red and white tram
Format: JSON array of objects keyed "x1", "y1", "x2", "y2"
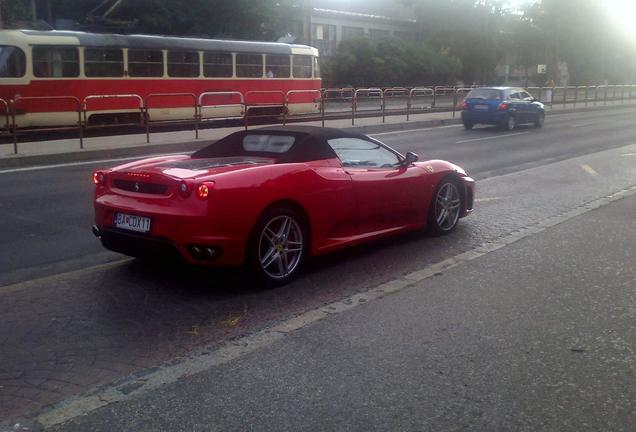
[{"x1": 0, "y1": 30, "x2": 321, "y2": 128}]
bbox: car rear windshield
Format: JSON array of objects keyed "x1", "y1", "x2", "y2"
[
  {"x1": 466, "y1": 88, "x2": 503, "y2": 100},
  {"x1": 192, "y1": 133, "x2": 297, "y2": 160}
]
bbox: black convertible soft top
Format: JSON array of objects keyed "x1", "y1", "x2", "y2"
[{"x1": 191, "y1": 126, "x2": 375, "y2": 163}]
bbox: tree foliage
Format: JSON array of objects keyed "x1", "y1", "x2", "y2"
[
  {"x1": 321, "y1": 37, "x2": 462, "y2": 87},
  {"x1": 5, "y1": 0, "x2": 303, "y2": 40}
]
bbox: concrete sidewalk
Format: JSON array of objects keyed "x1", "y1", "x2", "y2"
[
  {"x1": 2, "y1": 101, "x2": 635, "y2": 169},
  {"x1": 40, "y1": 186, "x2": 636, "y2": 432}
]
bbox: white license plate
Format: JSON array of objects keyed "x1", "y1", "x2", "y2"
[
  {"x1": 114, "y1": 212, "x2": 151, "y2": 233},
  {"x1": 474, "y1": 104, "x2": 489, "y2": 110}
]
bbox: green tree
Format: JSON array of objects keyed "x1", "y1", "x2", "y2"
[
  {"x1": 1, "y1": 0, "x2": 31, "y2": 27},
  {"x1": 321, "y1": 37, "x2": 461, "y2": 87}
]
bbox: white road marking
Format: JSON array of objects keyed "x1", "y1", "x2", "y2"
[
  {"x1": 455, "y1": 132, "x2": 528, "y2": 144},
  {"x1": 31, "y1": 184, "x2": 636, "y2": 429},
  {"x1": 0, "y1": 259, "x2": 132, "y2": 296},
  {"x1": 621, "y1": 153, "x2": 636, "y2": 156},
  {"x1": 581, "y1": 164, "x2": 600, "y2": 177},
  {"x1": 474, "y1": 196, "x2": 506, "y2": 203},
  {"x1": 371, "y1": 124, "x2": 462, "y2": 137},
  {"x1": 0, "y1": 153, "x2": 186, "y2": 175}
]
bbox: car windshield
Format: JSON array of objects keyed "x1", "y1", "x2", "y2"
[{"x1": 466, "y1": 88, "x2": 503, "y2": 100}]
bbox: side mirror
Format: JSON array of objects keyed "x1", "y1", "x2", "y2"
[{"x1": 403, "y1": 151, "x2": 419, "y2": 165}]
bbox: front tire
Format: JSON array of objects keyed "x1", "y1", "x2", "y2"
[
  {"x1": 428, "y1": 178, "x2": 463, "y2": 235},
  {"x1": 534, "y1": 112, "x2": 545, "y2": 128},
  {"x1": 247, "y1": 206, "x2": 308, "y2": 286}
]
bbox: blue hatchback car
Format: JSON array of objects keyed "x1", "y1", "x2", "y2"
[{"x1": 459, "y1": 87, "x2": 545, "y2": 131}]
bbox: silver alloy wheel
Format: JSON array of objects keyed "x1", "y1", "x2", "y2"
[
  {"x1": 258, "y1": 215, "x2": 304, "y2": 279},
  {"x1": 434, "y1": 182, "x2": 461, "y2": 231},
  {"x1": 507, "y1": 115, "x2": 516, "y2": 130}
]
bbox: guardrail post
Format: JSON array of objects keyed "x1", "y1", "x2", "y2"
[
  {"x1": 381, "y1": 90, "x2": 386, "y2": 124},
  {"x1": 432, "y1": 88, "x2": 437, "y2": 108},
  {"x1": 77, "y1": 109, "x2": 84, "y2": 149},
  {"x1": 604, "y1": 85, "x2": 608, "y2": 105},
  {"x1": 321, "y1": 89, "x2": 325, "y2": 128},
  {"x1": 584, "y1": 86, "x2": 588, "y2": 107},
  {"x1": 351, "y1": 90, "x2": 356, "y2": 126},
  {"x1": 574, "y1": 86, "x2": 578, "y2": 109},
  {"x1": 194, "y1": 103, "x2": 200, "y2": 139},
  {"x1": 144, "y1": 108, "x2": 150, "y2": 143},
  {"x1": 10, "y1": 100, "x2": 17, "y2": 154},
  {"x1": 406, "y1": 90, "x2": 411, "y2": 121},
  {"x1": 563, "y1": 86, "x2": 567, "y2": 109},
  {"x1": 452, "y1": 91, "x2": 457, "y2": 118}
]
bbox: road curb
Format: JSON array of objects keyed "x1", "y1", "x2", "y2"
[{"x1": 1, "y1": 103, "x2": 634, "y2": 169}]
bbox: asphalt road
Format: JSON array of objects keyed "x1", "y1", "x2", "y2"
[
  {"x1": 2, "y1": 107, "x2": 636, "y2": 287},
  {"x1": 1, "y1": 107, "x2": 635, "y2": 428}
]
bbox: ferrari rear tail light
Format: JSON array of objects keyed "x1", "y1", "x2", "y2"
[
  {"x1": 196, "y1": 182, "x2": 215, "y2": 199},
  {"x1": 497, "y1": 102, "x2": 510, "y2": 111},
  {"x1": 93, "y1": 171, "x2": 106, "y2": 186},
  {"x1": 458, "y1": 100, "x2": 467, "y2": 110}
]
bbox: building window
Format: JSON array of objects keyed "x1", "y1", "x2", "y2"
[
  {"x1": 168, "y1": 50, "x2": 200, "y2": 77},
  {"x1": 84, "y1": 48, "x2": 124, "y2": 77},
  {"x1": 369, "y1": 29, "x2": 390, "y2": 40},
  {"x1": 236, "y1": 53, "x2": 263, "y2": 78},
  {"x1": 203, "y1": 52, "x2": 233, "y2": 77},
  {"x1": 342, "y1": 26, "x2": 365, "y2": 40},
  {"x1": 0, "y1": 45, "x2": 26, "y2": 77},
  {"x1": 292, "y1": 55, "x2": 312, "y2": 78},
  {"x1": 312, "y1": 23, "x2": 337, "y2": 57},
  {"x1": 33, "y1": 46, "x2": 79, "y2": 77},
  {"x1": 265, "y1": 54, "x2": 290, "y2": 78},
  {"x1": 128, "y1": 49, "x2": 163, "y2": 77}
]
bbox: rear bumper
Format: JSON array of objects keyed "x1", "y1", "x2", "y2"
[
  {"x1": 93, "y1": 200, "x2": 247, "y2": 266},
  {"x1": 461, "y1": 110, "x2": 508, "y2": 125}
]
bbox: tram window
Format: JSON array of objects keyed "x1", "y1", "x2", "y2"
[
  {"x1": 33, "y1": 46, "x2": 79, "y2": 78},
  {"x1": 84, "y1": 48, "x2": 124, "y2": 77},
  {"x1": 265, "y1": 55, "x2": 290, "y2": 78},
  {"x1": 313, "y1": 57, "x2": 321, "y2": 78},
  {"x1": 292, "y1": 55, "x2": 312, "y2": 79},
  {"x1": 0, "y1": 46, "x2": 26, "y2": 78},
  {"x1": 168, "y1": 50, "x2": 200, "y2": 77},
  {"x1": 203, "y1": 52, "x2": 232, "y2": 77},
  {"x1": 128, "y1": 49, "x2": 163, "y2": 77},
  {"x1": 236, "y1": 53, "x2": 263, "y2": 78}
]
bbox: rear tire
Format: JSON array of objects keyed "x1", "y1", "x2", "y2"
[
  {"x1": 463, "y1": 121, "x2": 474, "y2": 130},
  {"x1": 534, "y1": 112, "x2": 545, "y2": 128},
  {"x1": 247, "y1": 206, "x2": 308, "y2": 287},
  {"x1": 501, "y1": 114, "x2": 516, "y2": 131},
  {"x1": 428, "y1": 177, "x2": 463, "y2": 235}
]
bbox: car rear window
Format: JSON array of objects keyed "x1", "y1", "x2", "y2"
[
  {"x1": 242, "y1": 134, "x2": 295, "y2": 153},
  {"x1": 467, "y1": 88, "x2": 503, "y2": 100}
]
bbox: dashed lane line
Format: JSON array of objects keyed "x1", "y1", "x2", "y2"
[
  {"x1": 455, "y1": 131, "x2": 528, "y2": 144},
  {"x1": 30, "y1": 183, "x2": 636, "y2": 430},
  {"x1": 581, "y1": 163, "x2": 600, "y2": 178},
  {"x1": 371, "y1": 124, "x2": 462, "y2": 137}
]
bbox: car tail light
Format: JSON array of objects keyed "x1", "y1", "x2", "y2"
[
  {"x1": 196, "y1": 182, "x2": 215, "y2": 199},
  {"x1": 178, "y1": 181, "x2": 191, "y2": 198},
  {"x1": 458, "y1": 101, "x2": 467, "y2": 110},
  {"x1": 497, "y1": 102, "x2": 510, "y2": 111},
  {"x1": 93, "y1": 171, "x2": 106, "y2": 186}
]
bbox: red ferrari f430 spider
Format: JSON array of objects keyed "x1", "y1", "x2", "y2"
[{"x1": 93, "y1": 126, "x2": 475, "y2": 285}]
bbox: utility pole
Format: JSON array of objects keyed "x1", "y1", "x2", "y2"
[
  {"x1": 0, "y1": 0, "x2": 4, "y2": 30},
  {"x1": 31, "y1": 0, "x2": 37, "y2": 22},
  {"x1": 305, "y1": 0, "x2": 311, "y2": 46}
]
